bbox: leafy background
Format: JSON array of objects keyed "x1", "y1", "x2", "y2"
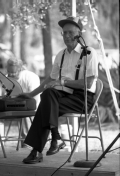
[{"x1": 0, "y1": 0, "x2": 119, "y2": 123}]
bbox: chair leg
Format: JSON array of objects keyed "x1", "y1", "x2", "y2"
[
  {"x1": 66, "y1": 117, "x2": 73, "y2": 151},
  {"x1": 5, "y1": 121, "x2": 13, "y2": 138},
  {"x1": 0, "y1": 134, "x2": 7, "y2": 158},
  {"x1": 68, "y1": 113, "x2": 92, "y2": 162},
  {"x1": 72, "y1": 117, "x2": 79, "y2": 152},
  {"x1": 16, "y1": 119, "x2": 23, "y2": 151},
  {"x1": 96, "y1": 105, "x2": 105, "y2": 152},
  {"x1": 68, "y1": 126, "x2": 85, "y2": 162},
  {"x1": 29, "y1": 117, "x2": 33, "y2": 124},
  {"x1": 66, "y1": 106, "x2": 105, "y2": 162}
]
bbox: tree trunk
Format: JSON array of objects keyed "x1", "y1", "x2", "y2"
[
  {"x1": 8, "y1": 0, "x2": 21, "y2": 58},
  {"x1": 20, "y1": 28, "x2": 27, "y2": 63},
  {"x1": 42, "y1": 10, "x2": 52, "y2": 79},
  {"x1": 0, "y1": 0, "x2": 9, "y2": 44}
]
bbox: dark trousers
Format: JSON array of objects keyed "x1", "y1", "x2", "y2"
[{"x1": 24, "y1": 88, "x2": 94, "y2": 153}]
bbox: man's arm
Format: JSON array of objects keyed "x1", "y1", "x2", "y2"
[
  {"x1": 29, "y1": 76, "x2": 54, "y2": 97},
  {"x1": 63, "y1": 76, "x2": 95, "y2": 89}
]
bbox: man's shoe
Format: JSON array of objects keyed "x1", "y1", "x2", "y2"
[
  {"x1": 46, "y1": 140, "x2": 66, "y2": 156},
  {"x1": 23, "y1": 150, "x2": 43, "y2": 164}
]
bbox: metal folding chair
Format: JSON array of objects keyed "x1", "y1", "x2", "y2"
[
  {"x1": 0, "y1": 76, "x2": 35, "y2": 158},
  {"x1": 0, "y1": 110, "x2": 36, "y2": 158},
  {"x1": 2, "y1": 77, "x2": 24, "y2": 138},
  {"x1": 61, "y1": 79, "x2": 104, "y2": 162},
  {"x1": 4, "y1": 77, "x2": 33, "y2": 138}
]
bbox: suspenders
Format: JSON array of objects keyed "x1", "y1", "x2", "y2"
[
  {"x1": 59, "y1": 48, "x2": 91, "y2": 80},
  {"x1": 59, "y1": 49, "x2": 66, "y2": 80}
]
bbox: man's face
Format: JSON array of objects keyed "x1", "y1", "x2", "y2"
[{"x1": 62, "y1": 24, "x2": 80, "y2": 50}]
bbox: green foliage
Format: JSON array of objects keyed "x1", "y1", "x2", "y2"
[
  {"x1": 58, "y1": 0, "x2": 119, "y2": 49},
  {"x1": 95, "y1": 0, "x2": 119, "y2": 48}
]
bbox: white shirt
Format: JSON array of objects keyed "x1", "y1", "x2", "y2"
[
  {"x1": 17, "y1": 70, "x2": 40, "y2": 107},
  {"x1": 50, "y1": 44, "x2": 98, "y2": 93}
]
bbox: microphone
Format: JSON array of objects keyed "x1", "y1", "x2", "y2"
[
  {"x1": 74, "y1": 35, "x2": 81, "y2": 40},
  {"x1": 74, "y1": 35, "x2": 85, "y2": 47},
  {"x1": 74, "y1": 36, "x2": 91, "y2": 55}
]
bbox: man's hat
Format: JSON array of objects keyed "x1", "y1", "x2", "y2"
[{"x1": 58, "y1": 16, "x2": 83, "y2": 31}]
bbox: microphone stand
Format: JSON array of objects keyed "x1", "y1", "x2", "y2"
[
  {"x1": 78, "y1": 37, "x2": 89, "y2": 161},
  {"x1": 71, "y1": 36, "x2": 97, "y2": 167}
]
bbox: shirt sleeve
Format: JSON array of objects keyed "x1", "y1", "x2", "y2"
[
  {"x1": 86, "y1": 47, "x2": 98, "y2": 77},
  {"x1": 27, "y1": 74, "x2": 40, "y2": 108},
  {"x1": 79, "y1": 47, "x2": 98, "y2": 79},
  {"x1": 28, "y1": 74, "x2": 40, "y2": 91}
]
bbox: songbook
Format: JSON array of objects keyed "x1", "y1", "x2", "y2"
[{"x1": 53, "y1": 85, "x2": 73, "y2": 94}]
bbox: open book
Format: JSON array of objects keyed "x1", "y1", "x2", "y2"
[{"x1": 53, "y1": 85, "x2": 73, "y2": 94}]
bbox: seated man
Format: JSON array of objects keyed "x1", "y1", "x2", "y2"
[
  {"x1": 6, "y1": 57, "x2": 40, "y2": 144},
  {"x1": 20, "y1": 16, "x2": 98, "y2": 164}
]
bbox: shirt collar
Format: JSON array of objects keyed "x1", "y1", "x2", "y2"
[
  {"x1": 74, "y1": 43, "x2": 82, "y2": 53},
  {"x1": 66, "y1": 43, "x2": 82, "y2": 54}
]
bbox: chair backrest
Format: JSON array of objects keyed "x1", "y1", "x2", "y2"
[
  {"x1": 94, "y1": 79, "x2": 103, "y2": 103},
  {"x1": 89, "y1": 79, "x2": 103, "y2": 116}
]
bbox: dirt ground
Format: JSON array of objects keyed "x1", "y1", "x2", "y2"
[
  {"x1": 1, "y1": 121, "x2": 120, "y2": 155},
  {"x1": 79, "y1": 122, "x2": 120, "y2": 154}
]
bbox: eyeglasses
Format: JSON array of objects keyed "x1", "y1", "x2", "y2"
[{"x1": 61, "y1": 31, "x2": 78, "y2": 37}]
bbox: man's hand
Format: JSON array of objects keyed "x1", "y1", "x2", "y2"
[
  {"x1": 17, "y1": 93, "x2": 31, "y2": 99},
  {"x1": 44, "y1": 80, "x2": 61, "y2": 89}
]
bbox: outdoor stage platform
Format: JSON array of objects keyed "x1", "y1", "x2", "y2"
[{"x1": 0, "y1": 145, "x2": 119, "y2": 176}]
